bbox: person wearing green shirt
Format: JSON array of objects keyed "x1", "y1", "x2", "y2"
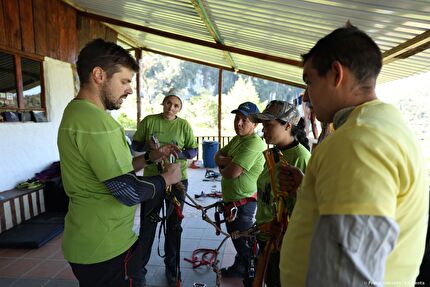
[
  {"x1": 132, "y1": 93, "x2": 198, "y2": 287},
  {"x1": 215, "y1": 102, "x2": 265, "y2": 280},
  {"x1": 250, "y1": 100, "x2": 311, "y2": 287},
  {"x1": 57, "y1": 39, "x2": 181, "y2": 287},
  {"x1": 279, "y1": 24, "x2": 428, "y2": 286}
]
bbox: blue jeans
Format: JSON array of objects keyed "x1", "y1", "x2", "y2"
[
  {"x1": 139, "y1": 180, "x2": 187, "y2": 275},
  {"x1": 225, "y1": 201, "x2": 256, "y2": 268}
]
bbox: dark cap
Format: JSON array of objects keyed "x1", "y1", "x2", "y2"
[{"x1": 231, "y1": 101, "x2": 260, "y2": 117}]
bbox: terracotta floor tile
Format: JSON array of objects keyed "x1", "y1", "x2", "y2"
[
  {"x1": 46, "y1": 234, "x2": 63, "y2": 246},
  {"x1": 0, "y1": 248, "x2": 32, "y2": 258},
  {"x1": 53, "y1": 264, "x2": 77, "y2": 280},
  {"x1": 0, "y1": 258, "x2": 39, "y2": 277},
  {"x1": 0, "y1": 257, "x2": 18, "y2": 270},
  {"x1": 23, "y1": 244, "x2": 60, "y2": 259},
  {"x1": 23, "y1": 260, "x2": 67, "y2": 278},
  {"x1": 50, "y1": 249, "x2": 65, "y2": 260}
]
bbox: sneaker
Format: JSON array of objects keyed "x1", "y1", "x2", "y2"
[
  {"x1": 220, "y1": 263, "x2": 246, "y2": 278},
  {"x1": 165, "y1": 267, "x2": 177, "y2": 287}
]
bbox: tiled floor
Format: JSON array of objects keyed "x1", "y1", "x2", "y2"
[{"x1": 0, "y1": 168, "x2": 243, "y2": 287}]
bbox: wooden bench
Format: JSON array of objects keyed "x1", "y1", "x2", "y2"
[{"x1": 0, "y1": 187, "x2": 45, "y2": 234}]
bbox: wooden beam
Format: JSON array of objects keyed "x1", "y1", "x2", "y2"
[
  {"x1": 191, "y1": 0, "x2": 237, "y2": 70},
  {"x1": 0, "y1": 45, "x2": 44, "y2": 61},
  {"x1": 14, "y1": 55, "x2": 24, "y2": 109},
  {"x1": 141, "y1": 47, "x2": 306, "y2": 88},
  {"x1": 103, "y1": 23, "x2": 140, "y2": 48},
  {"x1": 218, "y1": 68, "x2": 222, "y2": 142},
  {"x1": 76, "y1": 10, "x2": 301, "y2": 67},
  {"x1": 383, "y1": 29, "x2": 430, "y2": 64},
  {"x1": 135, "y1": 48, "x2": 142, "y2": 124}
]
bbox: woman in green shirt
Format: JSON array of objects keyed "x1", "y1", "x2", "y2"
[
  {"x1": 251, "y1": 100, "x2": 311, "y2": 287},
  {"x1": 132, "y1": 93, "x2": 198, "y2": 287}
]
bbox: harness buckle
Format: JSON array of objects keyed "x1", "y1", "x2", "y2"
[{"x1": 227, "y1": 205, "x2": 238, "y2": 222}]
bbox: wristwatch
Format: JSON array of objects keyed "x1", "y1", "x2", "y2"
[{"x1": 144, "y1": 152, "x2": 153, "y2": 164}]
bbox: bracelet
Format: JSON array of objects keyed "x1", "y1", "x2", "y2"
[{"x1": 144, "y1": 152, "x2": 153, "y2": 164}]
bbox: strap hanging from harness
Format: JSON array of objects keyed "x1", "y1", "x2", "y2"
[
  {"x1": 254, "y1": 147, "x2": 293, "y2": 287},
  {"x1": 150, "y1": 135, "x2": 185, "y2": 286},
  {"x1": 184, "y1": 248, "x2": 217, "y2": 268}
]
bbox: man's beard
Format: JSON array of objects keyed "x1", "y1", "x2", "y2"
[{"x1": 101, "y1": 83, "x2": 121, "y2": 110}]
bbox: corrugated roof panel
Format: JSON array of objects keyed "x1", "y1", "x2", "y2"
[
  {"x1": 66, "y1": 0, "x2": 430, "y2": 87},
  {"x1": 207, "y1": 0, "x2": 429, "y2": 57},
  {"x1": 230, "y1": 53, "x2": 304, "y2": 85},
  {"x1": 69, "y1": 0, "x2": 215, "y2": 42},
  {"x1": 116, "y1": 26, "x2": 229, "y2": 67},
  {"x1": 379, "y1": 49, "x2": 430, "y2": 84}
]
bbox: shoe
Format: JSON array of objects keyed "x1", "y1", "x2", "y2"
[
  {"x1": 221, "y1": 263, "x2": 246, "y2": 278},
  {"x1": 165, "y1": 267, "x2": 177, "y2": 287}
]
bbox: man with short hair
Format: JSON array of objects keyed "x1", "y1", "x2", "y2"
[
  {"x1": 215, "y1": 101, "x2": 265, "y2": 279},
  {"x1": 279, "y1": 24, "x2": 428, "y2": 286},
  {"x1": 58, "y1": 38, "x2": 181, "y2": 287}
]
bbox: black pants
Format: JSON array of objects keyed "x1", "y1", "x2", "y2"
[
  {"x1": 139, "y1": 180, "x2": 187, "y2": 275},
  {"x1": 225, "y1": 201, "x2": 257, "y2": 271},
  {"x1": 69, "y1": 240, "x2": 143, "y2": 287}
]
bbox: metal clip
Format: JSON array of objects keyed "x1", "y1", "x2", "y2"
[{"x1": 227, "y1": 205, "x2": 238, "y2": 222}]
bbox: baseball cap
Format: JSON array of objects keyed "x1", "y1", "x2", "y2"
[
  {"x1": 251, "y1": 100, "x2": 301, "y2": 125},
  {"x1": 231, "y1": 101, "x2": 260, "y2": 117}
]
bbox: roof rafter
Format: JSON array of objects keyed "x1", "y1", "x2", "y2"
[
  {"x1": 74, "y1": 10, "x2": 302, "y2": 68},
  {"x1": 383, "y1": 29, "x2": 430, "y2": 64},
  {"x1": 190, "y1": 0, "x2": 237, "y2": 71}
]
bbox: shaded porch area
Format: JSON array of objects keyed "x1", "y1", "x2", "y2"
[{"x1": 0, "y1": 168, "x2": 242, "y2": 287}]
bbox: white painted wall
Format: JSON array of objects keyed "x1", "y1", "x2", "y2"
[{"x1": 0, "y1": 57, "x2": 74, "y2": 191}]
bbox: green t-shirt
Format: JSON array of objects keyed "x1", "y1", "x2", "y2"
[
  {"x1": 133, "y1": 114, "x2": 197, "y2": 179},
  {"x1": 255, "y1": 143, "x2": 310, "y2": 234},
  {"x1": 280, "y1": 100, "x2": 429, "y2": 286},
  {"x1": 219, "y1": 134, "x2": 265, "y2": 202},
  {"x1": 58, "y1": 99, "x2": 137, "y2": 264}
]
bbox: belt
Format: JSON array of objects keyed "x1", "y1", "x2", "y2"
[{"x1": 223, "y1": 196, "x2": 256, "y2": 222}]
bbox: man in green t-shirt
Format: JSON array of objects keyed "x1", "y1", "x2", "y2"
[
  {"x1": 215, "y1": 102, "x2": 265, "y2": 280},
  {"x1": 279, "y1": 24, "x2": 428, "y2": 286},
  {"x1": 57, "y1": 39, "x2": 181, "y2": 287}
]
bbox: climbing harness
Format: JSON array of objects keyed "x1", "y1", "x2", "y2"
[{"x1": 254, "y1": 147, "x2": 294, "y2": 287}]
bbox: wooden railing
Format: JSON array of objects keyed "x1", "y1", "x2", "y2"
[
  {"x1": 125, "y1": 131, "x2": 234, "y2": 160},
  {"x1": 195, "y1": 136, "x2": 234, "y2": 160}
]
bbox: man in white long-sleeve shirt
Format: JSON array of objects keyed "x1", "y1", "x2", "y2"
[{"x1": 279, "y1": 23, "x2": 428, "y2": 287}]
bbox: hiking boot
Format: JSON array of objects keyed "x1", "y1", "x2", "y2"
[
  {"x1": 220, "y1": 263, "x2": 246, "y2": 278},
  {"x1": 165, "y1": 267, "x2": 177, "y2": 287}
]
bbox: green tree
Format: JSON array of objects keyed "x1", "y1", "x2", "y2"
[
  {"x1": 221, "y1": 76, "x2": 265, "y2": 135},
  {"x1": 117, "y1": 112, "x2": 136, "y2": 130}
]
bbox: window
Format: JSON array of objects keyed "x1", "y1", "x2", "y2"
[{"x1": 0, "y1": 50, "x2": 45, "y2": 123}]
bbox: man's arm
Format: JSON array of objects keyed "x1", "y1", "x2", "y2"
[
  {"x1": 105, "y1": 163, "x2": 182, "y2": 206},
  {"x1": 306, "y1": 215, "x2": 399, "y2": 287},
  {"x1": 177, "y1": 147, "x2": 198, "y2": 160}
]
